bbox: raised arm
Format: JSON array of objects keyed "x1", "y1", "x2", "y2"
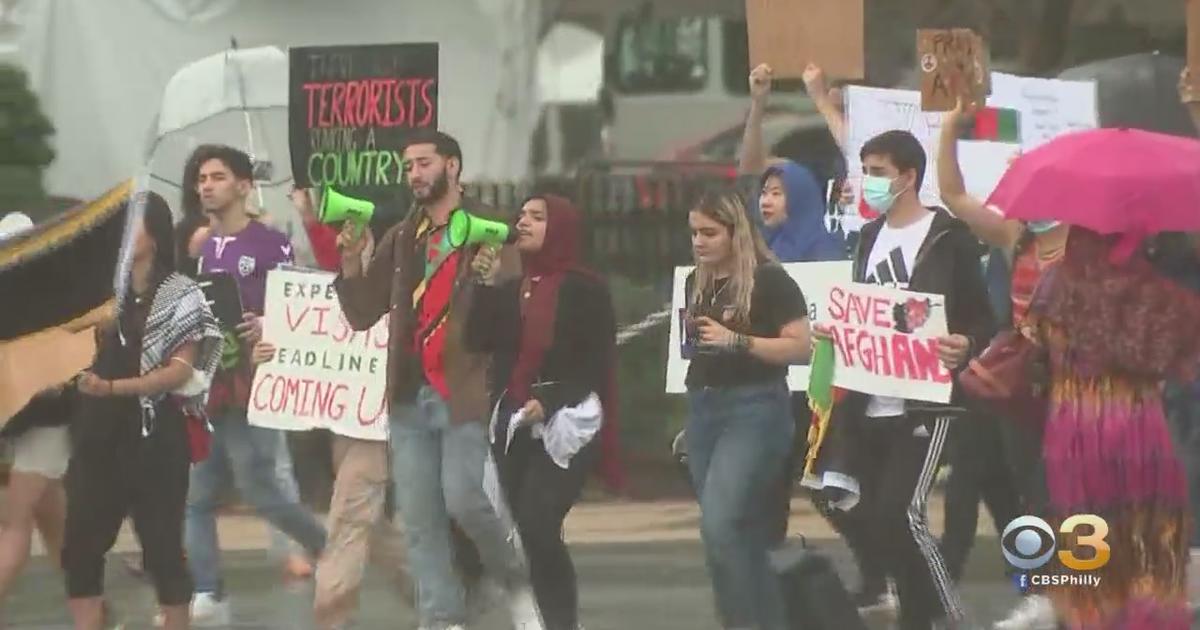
[
  {"x1": 803, "y1": 63, "x2": 847, "y2": 152},
  {"x1": 738, "y1": 63, "x2": 773, "y2": 175},
  {"x1": 937, "y1": 101, "x2": 1021, "y2": 251}
]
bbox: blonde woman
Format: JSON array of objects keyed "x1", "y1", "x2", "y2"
[{"x1": 683, "y1": 191, "x2": 811, "y2": 630}]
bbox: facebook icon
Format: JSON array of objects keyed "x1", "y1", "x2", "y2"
[{"x1": 1012, "y1": 573, "x2": 1031, "y2": 594}]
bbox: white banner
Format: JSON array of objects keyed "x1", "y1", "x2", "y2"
[
  {"x1": 821, "y1": 282, "x2": 951, "y2": 403},
  {"x1": 665, "y1": 261, "x2": 852, "y2": 394},
  {"x1": 248, "y1": 268, "x2": 390, "y2": 441},
  {"x1": 843, "y1": 72, "x2": 1098, "y2": 220}
]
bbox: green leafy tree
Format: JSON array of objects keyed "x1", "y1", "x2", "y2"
[{"x1": 0, "y1": 64, "x2": 54, "y2": 215}]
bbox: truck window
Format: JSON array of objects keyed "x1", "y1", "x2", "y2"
[
  {"x1": 722, "y1": 19, "x2": 803, "y2": 95},
  {"x1": 613, "y1": 17, "x2": 708, "y2": 94}
]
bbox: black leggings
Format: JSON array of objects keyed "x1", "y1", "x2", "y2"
[
  {"x1": 62, "y1": 398, "x2": 192, "y2": 605},
  {"x1": 499, "y1": 429, "x2": 596, "y2": 630}
]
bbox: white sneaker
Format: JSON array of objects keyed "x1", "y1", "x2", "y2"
[
  {"x1": 993, "y1": 594, "x2": 1056, "y2": 630},
  {"x1": 508, "y1": 585, "x2": 544, "y2": 630},
  {"x1": 189, "y1": 592, "x2": 232, "y2": 627}
]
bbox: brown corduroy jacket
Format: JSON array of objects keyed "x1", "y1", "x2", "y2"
[{"x1": 334, "y1": 196, "x2": 520, "y2": 424}]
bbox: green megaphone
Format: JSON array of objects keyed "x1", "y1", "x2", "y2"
[
  {"x1": 447, "y1": 209, "x2": 517, "y2": 248},
  {"x1": 319, "y1": 188, "x2": 375, "y2": 234}
]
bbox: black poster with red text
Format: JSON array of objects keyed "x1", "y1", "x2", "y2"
[{"x1": 289, "y1": 43, "x2": 438, "y2": 189}]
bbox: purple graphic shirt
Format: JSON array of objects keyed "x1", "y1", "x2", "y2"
[{"x1": 198, "y1": 220, "x2": 294, "y2": 315}]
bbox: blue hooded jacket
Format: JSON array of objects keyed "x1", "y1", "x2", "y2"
[{"x1": 751, "y1": 161, "x2": 848, "y2": 263}]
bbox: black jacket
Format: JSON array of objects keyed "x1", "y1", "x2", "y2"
[
  {"x1": 465, "y1": 271, "x2": 616, "y2": 419},
  {"x1": 1, "y1": 387, "x2": 77, "y2": 439},
  {"x1": 844, "y1": 207, "x2": 995, "y2": 414}
]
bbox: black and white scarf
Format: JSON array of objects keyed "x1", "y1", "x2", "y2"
[{"x1": 134, "y1": 272, "x2": 222, "y2": 434}]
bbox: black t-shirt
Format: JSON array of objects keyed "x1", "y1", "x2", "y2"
[{"x1": 684, "y1": 263, "x2": 807, "y2": 388}]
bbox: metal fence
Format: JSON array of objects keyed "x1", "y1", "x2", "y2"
[{"x1": 465, "y1": 172, "x2": 760, "y2": 282}]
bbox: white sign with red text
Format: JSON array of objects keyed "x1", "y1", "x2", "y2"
[
  {"x1": 822, "y1": 282, "x2": 952, "y2": 403},
  {"x1": 248, "y1": 268, "x2": 389, "y2": 440}
]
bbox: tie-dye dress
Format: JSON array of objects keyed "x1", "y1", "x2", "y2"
[{"x1": 1031, "y1": 229, "x2": 1200, "y2": 629}]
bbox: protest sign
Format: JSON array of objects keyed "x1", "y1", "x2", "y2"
[
  {"x1": 289, "y1": 43, "x2": 439, "y2": 189},
  {"x1": 917, "y1": 29, "x2": 989, "y2": 111},
  {"x1": 843, "y1": 73, "x2": 1096, "y2": 213},
  {"x1": 665, "y1": 261, "x2": 852, "y2": 393},
  {"x1": 248, "y1": 268, "x2": 389, "y2": 441},
  {"x1": 745, "y1": 0, "x2": 864, "y2": 79},
  {"x1": 821, "y1": 282, "x2": 951, "y2": 403}
]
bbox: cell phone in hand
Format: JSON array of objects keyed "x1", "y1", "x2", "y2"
[{"x1": 195, "y1": 272, "x2": 244, "y2": 332}]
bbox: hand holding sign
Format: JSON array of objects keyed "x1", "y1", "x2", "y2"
[{"x1": 936, "y1": 334, "x2": 970, "y2": 370}]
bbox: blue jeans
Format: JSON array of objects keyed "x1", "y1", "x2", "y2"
[
  {"x1": 185, "y1": 412, "x2": 327, "y2": 594},
  {"x1": 391, "y1": 386, "x2": 523, "y2": 626},
  {"x1": 268, "y1": 436, "x2": 304, "y2": 558},
  {"x1": 687, "y1": 381, "x2": 793, "y2": 630}
]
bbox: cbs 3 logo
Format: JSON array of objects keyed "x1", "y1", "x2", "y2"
[{"x1": 1001, "y1": 515, "x2": 1111, "y2": 572}]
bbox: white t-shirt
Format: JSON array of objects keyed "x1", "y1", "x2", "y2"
[{"x1": 862, "y1": 210, "x2": 936, "y2": 418}]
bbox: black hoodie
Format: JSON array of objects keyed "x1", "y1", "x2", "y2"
[{"x1": 844, "y1": 207, "x2": 995, "y2": 414}]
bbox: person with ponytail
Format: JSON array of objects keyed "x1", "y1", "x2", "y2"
[
  {"x1": 467, "y1": 194, "x2": 620, "y2": 630},
  {"x1": 682, "y1": 191, "x2": 811, "y2": 630},
  {"x1": 61, "y1": 191, "x2": 222, "y2": 630}
]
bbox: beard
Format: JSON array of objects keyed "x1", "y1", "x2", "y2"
[{"x1": 413, "y1": 169, "x2": 451, "y2": 203}]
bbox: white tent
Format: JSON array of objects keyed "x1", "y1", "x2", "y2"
[{"x1": 5, "y1": 0, "x2": 543, "y2": 204}]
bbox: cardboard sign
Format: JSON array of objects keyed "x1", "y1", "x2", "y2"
[
  {"x1": 289, "y1": 43, "x2": 439, "y2": 189},
  {"x1": 821, "y1": 282, "x2": 952, "y2": 403},
  {"x1": 745, "y1": 0, "x2": 864, "y2": 80},
  {"x1": 248, "y1": 269, "x2": 390, "y2": 440},
  {"x1": 918, "y1": 29, "x2": 989, "y2": 111},
  {"x1": 665, "y1": 261, "x2": 853, "y2": 393}
]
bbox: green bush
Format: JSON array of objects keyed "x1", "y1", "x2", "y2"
[
  {"x1": 0, "y1": 64, "x2": 54, "y2": 215},
  {"x1": 608, "y1": 274, "x2": 687, "y2": 463}
]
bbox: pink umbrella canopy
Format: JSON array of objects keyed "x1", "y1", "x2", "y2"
[{"x1": 986, "y1": 127, "x2": 1200, "y2": 261}]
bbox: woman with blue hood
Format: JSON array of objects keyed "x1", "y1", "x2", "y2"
[{"x1": 753, "y1": 160, "x2": 847, "y2": 263}]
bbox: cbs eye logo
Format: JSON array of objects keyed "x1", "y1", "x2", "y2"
[{"x1": 1001, "y1": 515, "x2": 1111, "y2": 572}]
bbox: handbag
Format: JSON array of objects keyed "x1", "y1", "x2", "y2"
[
  {"x1": 770, "y1": 537, "x2": 868, "y2": 630},
  {"x1": 959, "y1": 266, "x2": 1055, "y2": 426}
]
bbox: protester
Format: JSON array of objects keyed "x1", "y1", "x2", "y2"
[
  {"x1": 682, "y1": 190, "x2": 810, "y2": 630},
  {"x1": 808, "y1": 129, "x2": 994, "y2": 630},
  {"x1": 466, "y1": 194, "x2": 619, "y2": 630},
  {"x1": 938, "y1": 101, "x2": 1067, "y2": 630},
  {"x1": 61, "y1": 191, "x2": 222, "y2": 630},
  {"x1": 1024, "y1": 227, "x2": 1200, "y2": 629},
  {"x1": 930, "y1": 104, "x2": 1023, "y2": 587},
  {"x1": 183, "y1": 145, "x2": 327, "y2": 624},
  {"x1": 735, "y1": 63, "x2": 899, "y2": 615},
  {"x1": 0, "y1": 213, "x2": 71, "y2": 615},
  {"x1": 334, "y1": 129, "x2": 536, "y2": 630}
]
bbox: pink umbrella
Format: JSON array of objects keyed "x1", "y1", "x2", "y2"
[{"x1": 986, "y1": 127, "x2": 1200, "y2": 262}]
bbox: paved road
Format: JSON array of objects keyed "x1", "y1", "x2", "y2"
[{"x1": 4, "y1": 537, "x2": 1028, "y2": 629}]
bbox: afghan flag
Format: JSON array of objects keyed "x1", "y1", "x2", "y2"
[{"x1": 802, "y1": 336, "x2": 843, "y2": 484}]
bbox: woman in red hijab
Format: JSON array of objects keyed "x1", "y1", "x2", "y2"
[{"x1": 466, "y1": 194, "x2": 621, "y2": 630}]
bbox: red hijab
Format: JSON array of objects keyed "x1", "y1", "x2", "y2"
[{"x1": 508, "y1": 195, "x2": 626, "y2": 493}]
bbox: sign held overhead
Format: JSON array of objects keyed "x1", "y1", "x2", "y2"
[{"x1": 745, "y1": 0, "x2": 864, "y2": 80}]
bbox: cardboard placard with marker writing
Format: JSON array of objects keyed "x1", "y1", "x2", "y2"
[
  {"x1": 745, "y1": 0, "x2": 864, "y2": 79},
  {"x1": 289, "y1": 42, "x2": 439, "y2": 190},
  {"x1": 917, "y1": 29, "x2": 990, "y2": 111}
]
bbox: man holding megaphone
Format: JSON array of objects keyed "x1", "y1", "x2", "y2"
[{"x1": 333, "y1": 129, "x2": 539, "y2": 630}]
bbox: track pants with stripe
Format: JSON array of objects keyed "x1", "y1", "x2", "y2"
[{"x1": 854, "y1": 413, "x2": 962, "y2": 629}]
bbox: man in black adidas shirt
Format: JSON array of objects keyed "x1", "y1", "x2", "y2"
[{"x1": 814, "y1": 130, "x2": 994, "y2": 630}]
